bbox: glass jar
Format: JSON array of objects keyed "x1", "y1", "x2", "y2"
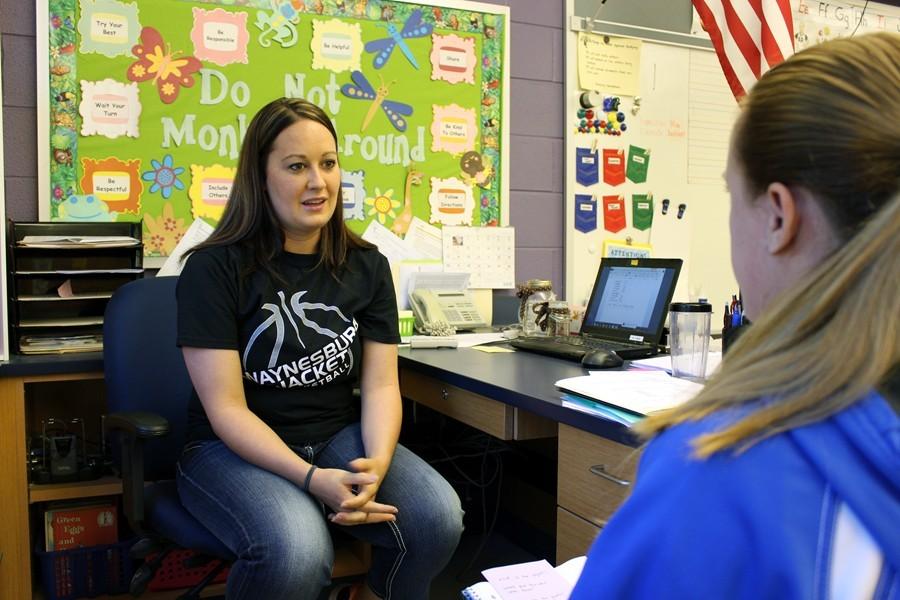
[
  {"x1": 518, "y1": 279, "x2": 555, "y2": 336},
  {"x1": 547, "y1": 301, "x2": 571, "y2": 338}
]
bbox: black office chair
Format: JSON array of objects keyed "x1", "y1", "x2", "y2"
[
  {"x1": 104, "y1": 276, "x2": 370, "y2": 599},
  {"x1": 104, "y1": 276, "x2": 233, "y2": 597}
]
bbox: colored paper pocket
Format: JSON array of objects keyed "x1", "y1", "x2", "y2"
[
  {"x1": 632, "y1": 195, "x2": 653, "y2": 230},
  {"x1": 603, "y1": 195, "x2": 626, "y2": 233},
  {"x1": 575, "y1": 148, "x2": 599, "y2": 186},
  {"x1": 626, "y1": 145, "x2": 650, "y2": 184},
  {"x1": 575, "y1": 194, "x2": 597, "y2": 233},
  {"x1": 603, "y1": 149, "x2": 625, "y2": 186}
]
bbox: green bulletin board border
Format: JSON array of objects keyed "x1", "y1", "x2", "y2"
[{"x1": 38, "y1": 0, "x2": 510, "y2": 261}]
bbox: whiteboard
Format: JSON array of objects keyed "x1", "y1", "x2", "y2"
[
  {"x1": 564, "y1": 0, "x2": 739, "y2": 318},
  {"x1": 564, "y1": 0, "x2": 900, "y2": 320}
]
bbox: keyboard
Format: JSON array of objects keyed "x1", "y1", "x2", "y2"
[{"x1": 509, "y1": 336, "x2": 657, "y2": 361}]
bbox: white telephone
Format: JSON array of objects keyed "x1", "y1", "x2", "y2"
[{"x1": 409, "y1": 289, "x2": 487, "y2": 331}]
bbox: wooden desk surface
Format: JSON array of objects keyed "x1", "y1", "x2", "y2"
[{"x1": 398, "y1": 346, "x2": 639, "y2": 446}]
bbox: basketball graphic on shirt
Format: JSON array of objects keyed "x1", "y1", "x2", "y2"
[{"x1": 242, "y1": 289, "x2": 358, "y2": 389}]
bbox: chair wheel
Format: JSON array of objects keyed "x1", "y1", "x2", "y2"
[
  {"x1": 130, "y1": 537, "x2": 160, "y2": 559},
  {"x1": 130, "y1": 563, "x2": 155, "y2": 597}
]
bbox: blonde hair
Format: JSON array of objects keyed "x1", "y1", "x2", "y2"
[{"x1": 634, "y1": 33, "x2": 900, "y2": 457}]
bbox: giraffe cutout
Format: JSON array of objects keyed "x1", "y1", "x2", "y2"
[{"x1": 391, "y1": 164, "x2": 424, "y2": 237}]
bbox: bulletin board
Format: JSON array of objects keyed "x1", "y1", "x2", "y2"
[
  {"x1": 37, "y1": 0, "x2": 510, "y2": 262},
  {"x1": 0, "y1": 31, "x2": 8, "y2": 361}
]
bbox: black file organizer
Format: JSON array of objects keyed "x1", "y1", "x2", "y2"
[{"x1": 6, "y1": 221, "x2": 144, "y2": 355}]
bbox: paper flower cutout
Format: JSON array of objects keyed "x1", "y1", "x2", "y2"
[
  {"x1": 311, "y1": 19, "x2": 362, "y2": 72},
  {"x1": 189, "y1": 163, "x2": 235, "y2": 221},
  {"x1": 144, "y1": 202, "x2": 186, "y2": 255},
  {"x1": 79, "y1": 79, "x2": 141, "y2": 138},
  {"x1": 142, "y1": 154, "x2": 185, "y2": 199},
  {"x1": 191, "y1": 7, "x2": 249, "y2": 66},
  {"x1": 80, "y1": 156, "x2": 143, "y2": 214},
  {"x1": 364, "y1": 187, "x2": 400, "y2": 224},
  {"x1": 341, "y1": 170, "x2": 366, "y2": 221},
  {"x1": 430, "y1": 33, "x2": 476, "y2": 84},
  {"x1": 77, "y1": 0, "x2": 141, "y2": 58},
  {"x1": 431, "y1": 104, "x2": 478, "y2": 155},
  {"x1": 429, "y1": 177, "x2": 474, "y2": 226}
]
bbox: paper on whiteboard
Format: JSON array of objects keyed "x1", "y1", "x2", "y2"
[
  {"x1": 409, "y1": 270, "x2": 470, "y2": 292},
  {"x1": 157, "y1": 218, "x2": 215, "y2": 277},
  {"x1": 577, "y1": 32, "x2": 641, "y2": 96},
  {"x1": 396, "y1": 261, "x2": 442, "y2": 310},
  {"x1": 442, "y1": 226, "x2": 515, "y2": 289},
  {"x1": 404, "y1": 217, "x2": 443, "y2": 260},
  {"x1": 362, "y1": 220, "x2": 418, "y2": 264}
]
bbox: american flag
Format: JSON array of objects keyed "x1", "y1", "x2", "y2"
[{"x1": 692, "y1": 0, "x2": 795, "y2": 100}]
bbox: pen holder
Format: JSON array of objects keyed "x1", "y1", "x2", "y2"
[{"x1": 398, "y1": 311, "x2": 415, "y2": 338}]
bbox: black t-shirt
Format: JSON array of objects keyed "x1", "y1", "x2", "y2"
[{"x1": 176, "y1": 244, "x2": 400, "y2": 445}]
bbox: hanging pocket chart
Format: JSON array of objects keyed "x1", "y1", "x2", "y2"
[
  {"x1": 603, "y1": 195, "x2": 626, "y2": 233},
  {"x1": 603, "y1": 149, "x2": 626, "y2": 186},
  {"x1": 632, "y1": 194, "x2": 653, "y2": 230},
  {"x1": 575, "y1": 148, "x2": 599, "y2": 186},
  {"x1": 626, "y1": 145, "x2": 650, "y2": 183},
  {"x1": 575, "y1": 194, "x2": 597, "y2": 233}
]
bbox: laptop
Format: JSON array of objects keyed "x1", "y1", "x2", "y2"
[{"x1": 510, "y1": 257, "x2": 682, "y2": 361}]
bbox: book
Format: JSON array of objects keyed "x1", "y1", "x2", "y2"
[
  {"x1": 461, "y1": 556, "x2": 586, "y2": 600},
  {"x1": 555, "y1": 371, "x2": 704, "y2": 416},
  {"x1": 44, "y1": 501, "x2": 118, "y2": 551}
]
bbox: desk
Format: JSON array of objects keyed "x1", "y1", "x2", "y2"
[
  {"x1": 398, "y1": 346, "x2": 642, "y2": 563},
  {"x1": 0, "y1": 353, "x2": 105, "y2": 600},
  {"x1": 2, "y1": 347, "x2": 640, "y2": 597}
]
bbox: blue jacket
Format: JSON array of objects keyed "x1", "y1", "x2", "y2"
[{"x1": 569, "y1": 392, "x2": 900, "y2": 599}]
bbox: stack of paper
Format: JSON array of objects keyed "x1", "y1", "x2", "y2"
[
  {"x1": 19, "y1": 334, "x2": 103, "y2": 354},
  {"x1": 555, "y1": 371, "x2": 704, "y2": 416},
  {"x1": 462, "y1": 556, "x2": 586, "y2": 600},
  {"x1": 18, "y1": 236, "x2": 139, "y2": 248}
]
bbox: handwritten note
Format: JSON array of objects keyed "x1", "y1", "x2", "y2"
[
  {"x1": 482, "y1": 559, "x2": 572, "y2": 600},
  {"x1": 577, "y1": 33, "x2": 641, "y2": 95}
]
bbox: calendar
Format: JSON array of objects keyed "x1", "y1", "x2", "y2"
[{"x1": 442, "y1": 227, "x2": 516, "y2": 289}]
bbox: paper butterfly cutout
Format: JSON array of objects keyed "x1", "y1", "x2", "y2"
[
  {"x1": 341, "y1": 70, "x2": 413, "y2": 132},
  {"x1": 127, "y1": 27, "x2": 202, "y2": 104},
  {"x1": 364, "y1": 8, "x2": 432, "y2": 70}
]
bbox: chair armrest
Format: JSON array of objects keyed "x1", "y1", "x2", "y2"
[
  {"x1": 105, "y1": 411, "x2": 170, "y2": 438},
  {"x1": 105, "y1": 411, "x2": 170, "y2": 532}
]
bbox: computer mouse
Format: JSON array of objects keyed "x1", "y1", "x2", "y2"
[{"x1": 581, "y1": 348, "x2": 624, "y2": 369}]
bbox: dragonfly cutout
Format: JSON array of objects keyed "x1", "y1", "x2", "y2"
[
  {"x1": 341, "y1": 70, "x2": 413, "y2": 132},
  {"x1": 364, "y1": 9, "x2": 433, "y2": 70}
]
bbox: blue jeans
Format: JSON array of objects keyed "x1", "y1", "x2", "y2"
[{"x1": 175, "y1": 423, "x2": 463, "y2": 600}]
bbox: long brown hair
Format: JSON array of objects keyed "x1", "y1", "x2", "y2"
[
  {"x1": 635, "y1": 33, "x2": 900, "y2": 456},
  {"x1": 189, "y1": 98, "x2": 371, "y2": 278}
]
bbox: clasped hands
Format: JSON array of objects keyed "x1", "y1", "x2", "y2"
[{"x1": 307, "y1": 457, "x2": 398, "y2": 525}]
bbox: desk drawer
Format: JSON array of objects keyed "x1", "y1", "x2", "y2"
[
  {"x1": 400, "y1": 369, "x2": 555, "y2": 440},
  {"x1": 557, "y1": 424, "x2": 638, "y2": 527},
  {"x1": 556, "y1": 507, "x2": 600, "y2": 564}
]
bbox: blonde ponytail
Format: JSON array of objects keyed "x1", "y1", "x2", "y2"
[{"x1": 634, "y1": 192, "x2": 900, "y2": 456}]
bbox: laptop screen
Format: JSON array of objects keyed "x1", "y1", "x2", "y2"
[{"x1": 582, "y1": 258, "x2": 682, "y2": 346}]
